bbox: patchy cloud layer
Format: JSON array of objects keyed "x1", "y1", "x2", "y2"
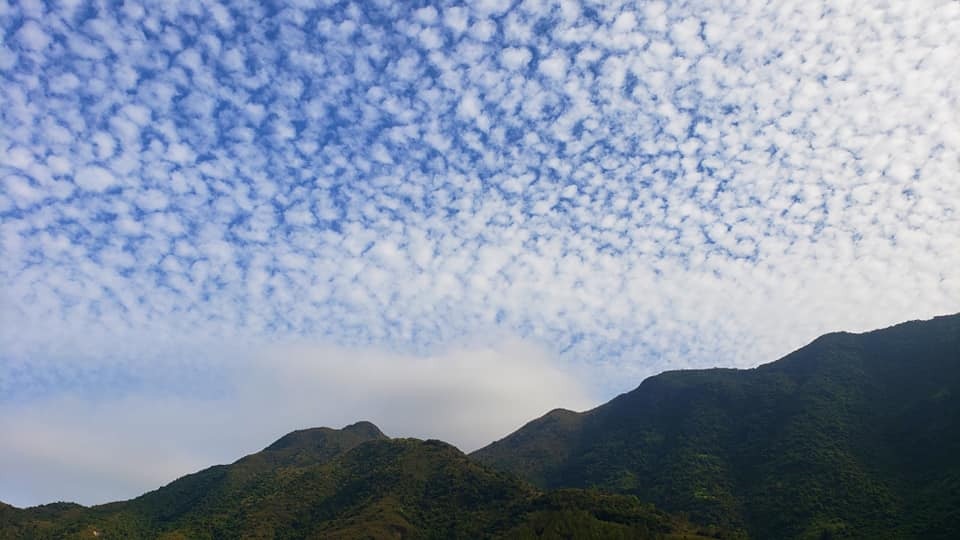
[{"x1": 1, "y1": 0, "x2": 959, "y2": 505}]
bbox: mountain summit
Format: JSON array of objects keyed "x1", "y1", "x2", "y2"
[
  {"x1": 472, "y1": 314, "x2": 960, "y2": 538},
  {"x1": 257, "y1": 421, "x2": 388, "y2": 466}
]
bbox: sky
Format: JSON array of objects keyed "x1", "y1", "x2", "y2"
[{"x1": 1, "y1": 0, "x2": 959, "y2": 507}]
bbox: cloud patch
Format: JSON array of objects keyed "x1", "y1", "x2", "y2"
[
  {"x1": 0, "y1": 339, "x2": 594, "y2": 507},
  {"x1": 73, "y1": 165, "x2": 118, "y2": 192}
]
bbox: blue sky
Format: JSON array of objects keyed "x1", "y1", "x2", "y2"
[{"x1": 2, "y1": 0, "x2": 959, "y2": 506}]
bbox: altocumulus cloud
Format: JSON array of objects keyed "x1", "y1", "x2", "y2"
[{"x1": 1, "y1": 0, "x2": 959, "y2": 506}]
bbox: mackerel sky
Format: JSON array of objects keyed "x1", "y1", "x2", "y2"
[{"x1": 2, "y1": 0, "x2": 959, "y2": 506}]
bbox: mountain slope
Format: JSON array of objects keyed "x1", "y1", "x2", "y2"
[
  {"x1": 472, "y1": 313, "x2": 960, "y2": 539},
  {"x1": 1, "y1": 424, "x2": 720, "y2": 539},
  {"x1": 1, "y1": 421, "x2": 389, "y2": 539}
]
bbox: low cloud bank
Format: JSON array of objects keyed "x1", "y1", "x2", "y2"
[{"x1": 0, "y1": 339, "x2": 595, "y2": 507}]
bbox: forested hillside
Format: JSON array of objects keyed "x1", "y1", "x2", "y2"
[
  {"x1": 0, "y1": 424, "x2": 716, "y2": 539},
  {"x1": 474, "y1": 314, "x2": 960, "y2": 539}
]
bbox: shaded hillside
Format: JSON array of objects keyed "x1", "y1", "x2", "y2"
[
  {"x1": 473, "y1": 314, "x2": 960, "y2": 539},
  {"x1": 1, "y1": 424, "x2": 720, "y2": 539}
]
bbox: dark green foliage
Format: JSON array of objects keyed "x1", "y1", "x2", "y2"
[
  {"x1": 501, "y1": 489, "x2": 724, "y2": 539},
  {"x1": 0, "y1": 425, "x2": 713, "y2": 539},
  {"x1": 473, "y1": 314, "x2": 960, "y2": 539},
  {"x1": 3, "y1": 314, "x2": 956, "y2": 539}
]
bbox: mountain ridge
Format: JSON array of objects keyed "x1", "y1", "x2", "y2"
[
  {"x1": 0, "y1": 424, "x2": 718, "y2": 539},
  {"x1": 472, "y1": 312, "x2": 960, "y2": 538},
  {"x1": 2, "y1": 313, "x2": 957, "y2": 539}
]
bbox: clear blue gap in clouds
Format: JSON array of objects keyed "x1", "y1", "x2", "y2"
[{"x1": 0, "y1": 0, "x2": 959, "y2": 505}]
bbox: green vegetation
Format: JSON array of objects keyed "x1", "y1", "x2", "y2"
[
  {"x1": 473, "y1": 314, "x2": 960, "y2": 539},
  {"x1": 3, "y1": 314, "x2": 956, "y2": 538},
  {"x1": 0, "y1": 425, "x2": 715, "y2": 539}
]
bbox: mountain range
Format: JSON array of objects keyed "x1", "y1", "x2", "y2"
[
  {"x1": 0, "y1": 422, "x2": 712, "y2": 539},
  {"x1": 2, "y1": 313, "x2": 958, "y2": 539}
]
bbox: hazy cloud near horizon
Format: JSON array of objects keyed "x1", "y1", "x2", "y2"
[
  {"x1": 1, "y1": 339, "x2": 595, "y2": 507},
  {"x1": 1, "y1": 0, "x2": 959, "y2": 506}
]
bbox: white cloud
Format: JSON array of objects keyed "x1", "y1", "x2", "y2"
[
  {"x1": 15, "y1": 20, "x2": 50, "y2": 50},
  {"x1": 0, "y1": 45, "x2": 16, "y2": 70},
  {"x1": 501, "y1": 46, "x2": 532, "y2": 70},
  {"x1": 48, "y1": 72, "x2": 81, "y2": 94},
  {"x1": 167, "y1": 142, "x2": 195, "y2": 164},
  {"x1": 73, "y1": 166, "x2": 118, "y2": 191},
  {"x1": 443, "y1": 6, "x2": 469, "y2": 35},
  {"x1": 470, "y1": 17, "x2": 497, "y2": 41},
  {"x1": 473, "y1": 0, "x2": 512, "y2": 17},
  {"x1": 418, "y1": 26, "x2": 444, "y2": 50},
  {"x1": 538, "y1": 53, "x2": 568, "y2": 79},
  {"x1": 457, "y1": 91, "x2": 482, "y2": 119},
  {"x1": 414, "y1": 6, "x2": 438, "y2": 24},
  {"x1": 3, "y1": 174, "x2": 43, "y2": 207},
  {"x1": 0, "y1": 339, "x2": 594, "y2": 507}
]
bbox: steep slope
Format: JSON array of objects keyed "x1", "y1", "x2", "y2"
[
  {"x1": 2, "y1": 425, "x2": 720, "y2": 539},
  {"x1": 473, "y1": 313, "x2": 960, "y2": 539}
]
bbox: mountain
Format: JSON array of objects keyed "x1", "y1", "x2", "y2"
[
  {"x1": 472, "y1": 314, "x2": 960, "y2": 539},
  {"x1": 0, "y1": 421, "x2": 388, "y2": 539},
  {"x1": 4, "y1": 314, "x2": 955, "y2": 539},
  {"x1": 0, "y1": 423, "x2": 718, "y2": 539}
]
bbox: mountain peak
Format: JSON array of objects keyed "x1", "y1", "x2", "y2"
[
  {"x1": 544, "y1": 407, "x2": 578, "y2": 416},
  {"x1": 263, "y1": 421, "x2": 388, "y2": 455},
  {"x1": 341, "y1": 420, "x2": 386, "y2": 438}
]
